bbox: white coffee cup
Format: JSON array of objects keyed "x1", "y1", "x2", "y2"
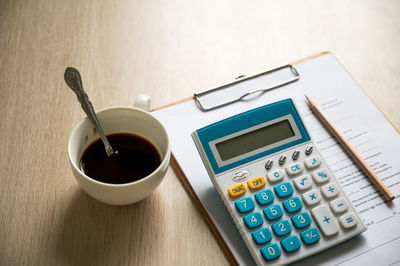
[{"x1": 68, "y1": 100, "x2": 170, "y2": 205}]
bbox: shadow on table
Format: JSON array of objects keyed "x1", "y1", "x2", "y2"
[{"x1": 54, "y1": 188, "x2": 162, "y2": 265}]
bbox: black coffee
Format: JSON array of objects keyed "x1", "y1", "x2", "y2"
[{"x1": 80, "y1": 133, "x2": 161, "y2": 184}]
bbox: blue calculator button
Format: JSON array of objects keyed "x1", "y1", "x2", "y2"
[
  {"x1": 252, "y1": 227, "x2": 272, "y2": 245},
  {"x1": 274, "y1": 182, "x2": 294, "y2": 198},
  {"x1": 254, "y1": 189, "x2": 275, "y2": 206},
  {"x1": 243, "y1": 212, "x2": 264, "y2": 229},
  {"x1": 291, "y1": 212, "x2": 312, "y2": 229},
  {"x1": 260, "y1": 243, "x2": 281, "y2": 261},
  {"x1": 263, "y1": 204, "x2": 283, "y2": 221},
  {"x1": 300, "y1": 228, "x2": 320, "y2": 245},
  {"x1": 281, "y1": 235, "x2": 301, "y2": 253},
  {"x1": 282, "y1": 197, "x2": 303, "y2": 213},
  {"x1": 272, "y1": 220, "x2": 292, "y2": 237},
  {"x1": 234, "y1": 197, "x2": 255, "y2": 213}
]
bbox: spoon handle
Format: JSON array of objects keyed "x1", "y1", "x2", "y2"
[{"x1": 64, "y1": 67, "x2": 114, "y2": 156}]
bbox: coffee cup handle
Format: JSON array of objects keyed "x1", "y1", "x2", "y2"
[{"x1": 134, "y1": 95, "x2": 151, "y2": 111}]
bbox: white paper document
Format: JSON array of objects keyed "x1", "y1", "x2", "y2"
[{"x1": 153, "y1": 53, "x2": 400, "y2": 265}]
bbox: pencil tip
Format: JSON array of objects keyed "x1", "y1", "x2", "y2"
[{"x1": 304, "y1": 95, "x2": 310, "y2": 104}]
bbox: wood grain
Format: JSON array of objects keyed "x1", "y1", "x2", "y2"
[{"x1": 0, "y1": 0, "x2": 399, "y2": 265}]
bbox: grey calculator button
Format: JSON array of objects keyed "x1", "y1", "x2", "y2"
[
  {"x1": 232, "y1": 170, "x2": 250, "y2": 182},
  {"x1": 305, "y1": 145, "x2": 314, "y2": 155},
  {"x1": 265, "y1": 160, "x2": 273, "y2": 170},
  {"x1": 292, "y1": 150, "x2": 300, "y2": 160},
  {"x1": 278, "y1": 155, "x2": 287, "y2": 165}
]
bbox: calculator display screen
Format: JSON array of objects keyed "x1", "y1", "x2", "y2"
[{"x1": 215, "y1": 119, "x2": 295, "y2": 161}]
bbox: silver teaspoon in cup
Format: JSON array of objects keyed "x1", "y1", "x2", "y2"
[{"x1": 64, "y1": 67, "x2": 116, "y2": 157}]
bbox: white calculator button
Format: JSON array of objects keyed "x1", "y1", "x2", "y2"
[
  {"x1": 293, "y1": 175, "x2": 312, "y2": 191},
  {"x1": 321, "y1": 183, "x2": 340, "y2": 199},
  {"x1": 285, "y1": 162, "x2": 304, "y2": 176},
  {"x1": 304, "y1": 156, "x2": 322, "y2": 169},
  {"x1": 267, "y1": 169, "x2": 285, "y2": 182},
  {"x1": 311, "y1": 168, "x2": 331, "y2": 184},
  {"x1": 311, "y1": 204, "x2": 339, "y2": 236},
  {"x1": 330, "y1": 197, "x2": 349, "y2": 214},
  {"x1": 302, "y1": 189, "x2": 321, "y2": 206},
  {"x1": 339, "y1": 212, "x2": 358, "y2": 229}
]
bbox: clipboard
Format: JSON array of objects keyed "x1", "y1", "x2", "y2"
[{"x1": 151, "y1": 52, "x2": 400, "y2": 265}]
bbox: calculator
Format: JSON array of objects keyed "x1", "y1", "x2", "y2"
[{"x1": 191, "y1": 99, "x2": 366, "y2": 265}]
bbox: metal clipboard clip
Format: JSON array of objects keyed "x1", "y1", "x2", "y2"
[{"x1": 194, "y1": 64, "x2": 299, "y2": 111}]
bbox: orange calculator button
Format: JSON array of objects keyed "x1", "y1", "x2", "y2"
[
  {"x1": 228, "y1": 183, "x2": 247, "y2": 198},
  {"x1": 247, "y1": 176, "x2": 266, "y2": 190}
]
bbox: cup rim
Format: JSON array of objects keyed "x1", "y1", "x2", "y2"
[{"x1": 68, "y1": 106, "x2": 171, "y2": 187}]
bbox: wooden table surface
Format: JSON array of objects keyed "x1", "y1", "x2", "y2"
[{"x1": 0, "y1": 1, "x2": 399, "y2": 265}]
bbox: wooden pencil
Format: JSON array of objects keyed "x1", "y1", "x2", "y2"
[{"x1": 305, "y1": 96, "x2": 395, "y2": 202}]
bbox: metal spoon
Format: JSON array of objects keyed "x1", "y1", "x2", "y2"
[{"x1": 64, "y1": 67, "x2": 115, "y2": 157}]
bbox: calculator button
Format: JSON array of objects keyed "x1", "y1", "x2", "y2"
[
  {"x1": 311, "y1": 168, "x2": 331, "y2": 184},
  {"x1": 252, "y1": 227, "x2": 272, "y2": 245},
  {"x1": 293, "y1": 175, "x2": 312, "y2": 191},
  {"x1": 330, "y1": 197, "x2": 348, "y2": 214},
  {"x1": 265, "y1": 160, "x2": 273, "y2": 170},
  {"x1": 231, "y1": 170, "x2": 250, "y2": 182},
  {"x1": 321, "y1": 183, "x2": 340, "y2": 199},
  {"x1": 281, "y1": 235, "x2": 301, "y2": 253},
  {"x1": 272, "y1": 220, "x2": 292, "y2": 237},
  {"x1": 274, "y1": 182, "x2": 294, "y2": 198},
  {"x1": 282, "y1": 197, "x2": 303, "y2": 213},
  {"x1": 243, "y1": 212, "x2": 264, "y2": 229},
  {"x1": 260, "y1": 243, "x2": 281, "y2": 261},
  {"x1": 286, "y1": 162, "x2": 304, "y2": 176},
  {"x1": 267, "y1": 169, "x2": 285, "y2": 183},
  {"x1": 292, "y1": 150, "x2": 300, "y2": 160},
  {"x1": 302, "y1": 189, "x2": 321, "y2": 206},
  {"x1": 304, "y1": 156, "x2": 322, "y2": 169},
  {"x1": 339, "y1": 212, "x2": 358, "y2": 229},
  {"x1": 305, "y1": 145, "x2": 313, "y2": 155},
  {"x1": 263, "y1": 204, "x2": 283, "y2": 221},
  {"x1": 234, "y1": 197, "x2": 255, "y2": 213},
  {"x1": 254, "y1": 189, "x2": 275, "y2": 206},
  {"x1": 311, "y1": 204, "x2": 339, "y2": 236},
  {"x1": 300, "y1": 228, "x2": 320, "y2": 245},
  {"x1": 228, "y1": 183, "x2": 247, "y2": 198},
  {"x1": 278, "y1": 155, "x2": 287, "y2": 165},
  {"x1": 247, "y1": 176, "x2": 266, "y2": 190},
  {"x1": 291, "y1": 212, "x2": 312, "y2": 229}
]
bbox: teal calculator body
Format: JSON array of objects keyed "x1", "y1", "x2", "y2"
[{"x1": 192, "y1": 99, "x2": 366, "y2": 265}]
